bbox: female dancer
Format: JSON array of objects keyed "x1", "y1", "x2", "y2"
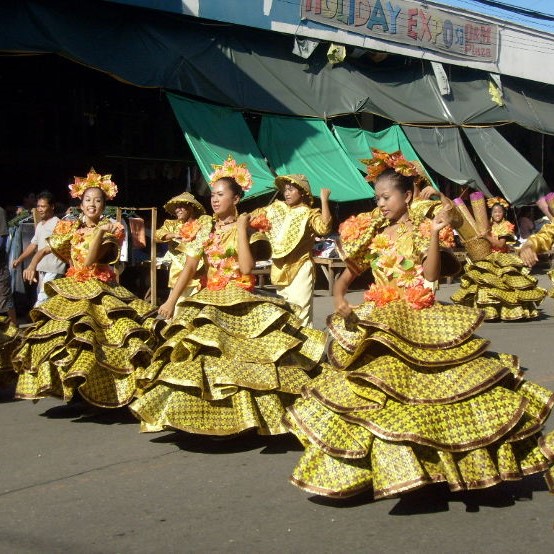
[
  {"x1": 284, "y1": 159, "x2": 554, "y2": 500},
  {"x1": 130, "y1": 157, "x2": 325, "y2": 436},
  {"x1": 249, "y1": 175, "x2": 332, "y2": 326},
  {"x1": 155, "y1": 192, "x2": 205, "y2": 317},
  {"x1": 451, "y1": 196, "x2": 546, "y2": 320},
  {"x1": 12, "y1": 170, "x2": 161, "y2": 408}
]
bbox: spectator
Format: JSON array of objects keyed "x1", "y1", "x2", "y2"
[{"x1": 13, "y1": 191, "x2": 66, "y2": 306}]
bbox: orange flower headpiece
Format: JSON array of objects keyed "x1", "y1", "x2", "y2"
[
  {"x1": 69, "y1": 168, "x2": 118, "y2": 200},
  {"x1": 486, "y1": 196, "x2": 509, "y2": 210},
  {"x1": 209, "y1": 155, "x2": 252, "y2": 192},
  {"x1": 360, "y1": 149, "x2": 430, "y2": 188}
]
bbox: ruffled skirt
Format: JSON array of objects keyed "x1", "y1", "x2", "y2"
[
  {"x1": 130, "y1": 284, "x2": 326, "y2": 436},
  {"x1": 451, "y1": 252, "x2": 546, "y2": 320},
  {"x1": 284, "y1": 300, "x2": 554, "y2": 499},
  {"x1": 0, "y1": 315, "x2": 19, "y2": 383},
  {"x1": 12, "y1": 277, "x2": 161, "y2": 407}
]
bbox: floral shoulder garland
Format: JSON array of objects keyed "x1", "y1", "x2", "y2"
[
  {"x1": 201, "y1": 229, "x2": 255, "y2": 292},
  {"x1": 418, "y1": 218, "x2": 456, "y2": 248},
  {"x1": 363, "y1": 232, "x2": 435, "y2": 310},
  {"x1": 179, "y1": 219, "x2": 203, "y2": 241},
  {"x1": 249, "y1": 212, "x2": 272, "y2": 232},
  {"x1": 491, "y1": 220, "x2": 515, "y2": 239}
]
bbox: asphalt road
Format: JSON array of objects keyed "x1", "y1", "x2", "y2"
[{"x1": 1, "y1": 276, "x2": 553, "y2": 553}]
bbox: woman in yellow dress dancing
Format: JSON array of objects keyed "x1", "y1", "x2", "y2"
[
  {"x1": 451, "y1": 196, "x2": 546, "y2": 320},
  {"x1": 130, "y1": 157, "x2": 325, "y2": 437},
  {"x1": 284, "y1": 154, "x2": 554, "y2": 500},
  {"x1": 12, "y1": 170, "x2": 161, "y2": 408}
]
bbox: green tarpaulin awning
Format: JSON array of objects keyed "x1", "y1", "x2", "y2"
[
  {"x1": 332, "y1": 124, "x2": 436, "y2": 187},
  {"x1": 462, "y1": 127, "x2": 549, "y2": 206},
  {"x1": 167, "y1": 93, "x2": 274, "y2": 199},
  {"x1": 401, "y1": 126, "x2": 489, "y2": 194},
  {"x1": 257, "y1": 115, "x2": 373, "y2": 202}
]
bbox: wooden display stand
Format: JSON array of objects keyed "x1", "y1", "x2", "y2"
[
  {"x1": 314, "y1": 257, "x2": 346, "y2": 296},
  {"x1": 116, "y1": 206, "x2": 158, "y2": 303}
]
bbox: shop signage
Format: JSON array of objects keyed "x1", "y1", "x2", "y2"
[{"x1": 300, "y1": 0, "x2": 498, "y2": 61}]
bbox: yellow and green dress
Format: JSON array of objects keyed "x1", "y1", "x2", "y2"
[
  {"x1": 12, "y1": 217, "x2": 161, "y2": 408},
  {"x1": 130, "y1": 217, "x2": 326, "y2": 436},
  {"x1": 451, "y1": 219, "x2": 546, "y2": 320},
  {"x1": 250, "y1": 200, "x2": 332, "y2": 326},
  {"x1": 284, "y1": 211, "x2": 554, "y2": 499}
]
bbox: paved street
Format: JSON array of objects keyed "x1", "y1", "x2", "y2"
[{"x1": 1, "y1": 275, "x2": 554, "y2": 553}]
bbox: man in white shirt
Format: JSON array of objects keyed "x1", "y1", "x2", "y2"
[{"x1": 13, "y1": 191, "x2": 66, "y2": 306}]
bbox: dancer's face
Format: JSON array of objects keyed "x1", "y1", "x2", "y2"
[
  {"x1": 491, "y1": 205, "x2": 505, "y2": 223},
  {"x1": 282, "y1": 183, "x2": 303, "y2": 207},
  {"x1": 375, "y1": 177, "x2": 412, "y2": 222},
  {"x1": 174, "y1": 204, "x2": 193, "y2": 222},
  {"x1": 80, "y1": 187, "x2": 105, "y2": 223},
  {"x1": 210, "y1": 180, "x2": 239, "y2": 218}
]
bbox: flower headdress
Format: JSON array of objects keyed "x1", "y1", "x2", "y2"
[
  {"x1": 69, "y1": 168, "x2": 118, "y2": 200},
  {"x1": 360, "y1": 149, "x2": 430, "y2": 188},
  {"x1": 486, "y1": 196, "x2": 509, "y2": 210},
  {"x1": 209, "y1": 155, "x2": 252, "y2": 192}
]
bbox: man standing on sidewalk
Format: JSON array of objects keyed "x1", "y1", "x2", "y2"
[{"x1": 12, "y1": 191, "x2": 66, "y2": 306}]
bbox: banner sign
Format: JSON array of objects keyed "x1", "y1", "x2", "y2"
[{"x1": 300, "y1": 0, "x2": 499, "y2": 62}]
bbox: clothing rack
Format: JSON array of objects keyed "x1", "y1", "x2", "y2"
[{"x1": 116, "y1": 206, "x2": 158, "y2": 305}]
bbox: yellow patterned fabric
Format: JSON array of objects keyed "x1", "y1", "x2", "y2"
[
  {"x1": 491, "y1": 220, "x2": 516, "y2": 247},
  {"x1": 285, "y1": 299, "x2": 554, "y2": 500},
  {"x1": 0, "y1": 316, "x2": 19, "y2": 384},
  {"x1": 155, "y1": 218, "x2": 205, "y2": 289},
  {"x1": 524, "y1": 222, "x2": 554, "y2": 254},
  {"x1": 12, "y1": 218, "x2": 163, "y2": 408},
  {"x1": 251, "y1": 200, "x2": 331, "y2": 286},
  {"x1": 130, "y1": 283, "x2": 325, "y2": 435},
  {"x1": 451, "y1": 252, "x2": 546, "y2": 320}
]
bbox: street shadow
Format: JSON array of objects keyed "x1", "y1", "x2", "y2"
[
  {"x1": 40, "y1": 403, "x2": 138, "y2": 425},
  {"x1": 0, "y1": 379, "x2": 19, "y2": 402},
  {"x1": 451, "y1": 474, "x2": 549, "y2": 513},
  {"x1": 150, "y1": 430, "x2": 303, "y2": 455},
  {"x1": 307, "y1": 475, "x2": 549, "y2": 515}
]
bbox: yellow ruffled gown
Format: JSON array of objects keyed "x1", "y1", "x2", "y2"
[
  {"x1": 284, "y1": 212, "x2": 554, "y2": 499},
  {"x1": 12, "y1": 217, "x2": 161, "y2": 407},
  {"x1": 451, "y1": 220, "x2": 546, "y2": 320},
  {"x1": 0, "y1": 315, "x2": 19, "y2": 386},
  {"x1": 130, "y1": 216, "x2": 326, "y2": 436}
]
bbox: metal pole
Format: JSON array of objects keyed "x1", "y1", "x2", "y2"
[{"x1": 150, "y1": 207, "x2": 157, "y2": 305}]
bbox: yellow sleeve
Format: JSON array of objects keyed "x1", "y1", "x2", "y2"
[
  {"x1": 309, "y1": 208, "x2": 332, "y2": 236},
  {"x1": 411, "y1": 199, "x2": 442, "y2": 220},
  {"x1": 97, "y1": 220, "x2": 125, "y2": 265},
  {"x1": 525, "y1": 223, "x2": 554, "y2": 254},
  {"x1": 155, "y1": 219, "x2": 175, "y2": 242},
  {"x1": 337, "y1": 212, "x2": 383, "y2": 275},
  {"x1": 47, "y1": 220, "x2": 78, "y2": 264},
  {"x1": 249, "y1": 206, "x2": 267, "y2": 219},
  {"x1": 180, "y1": 215, "x2": 213, "y2": 259}
]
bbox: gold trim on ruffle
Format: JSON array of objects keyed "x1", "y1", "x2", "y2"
[
  {"x1": 347, "y1": 353, "x2": 513, "y2": 405},
  {"x1": 341, "y1": 390, "x2": 528, "y2": 452},
  {"x1": 367, "y1": 331, "x2": 490, "y2": 367}
]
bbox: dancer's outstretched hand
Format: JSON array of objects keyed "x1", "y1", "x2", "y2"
[{"x1": 519, "y1": 244, "x2": 539, "y2": 267}]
